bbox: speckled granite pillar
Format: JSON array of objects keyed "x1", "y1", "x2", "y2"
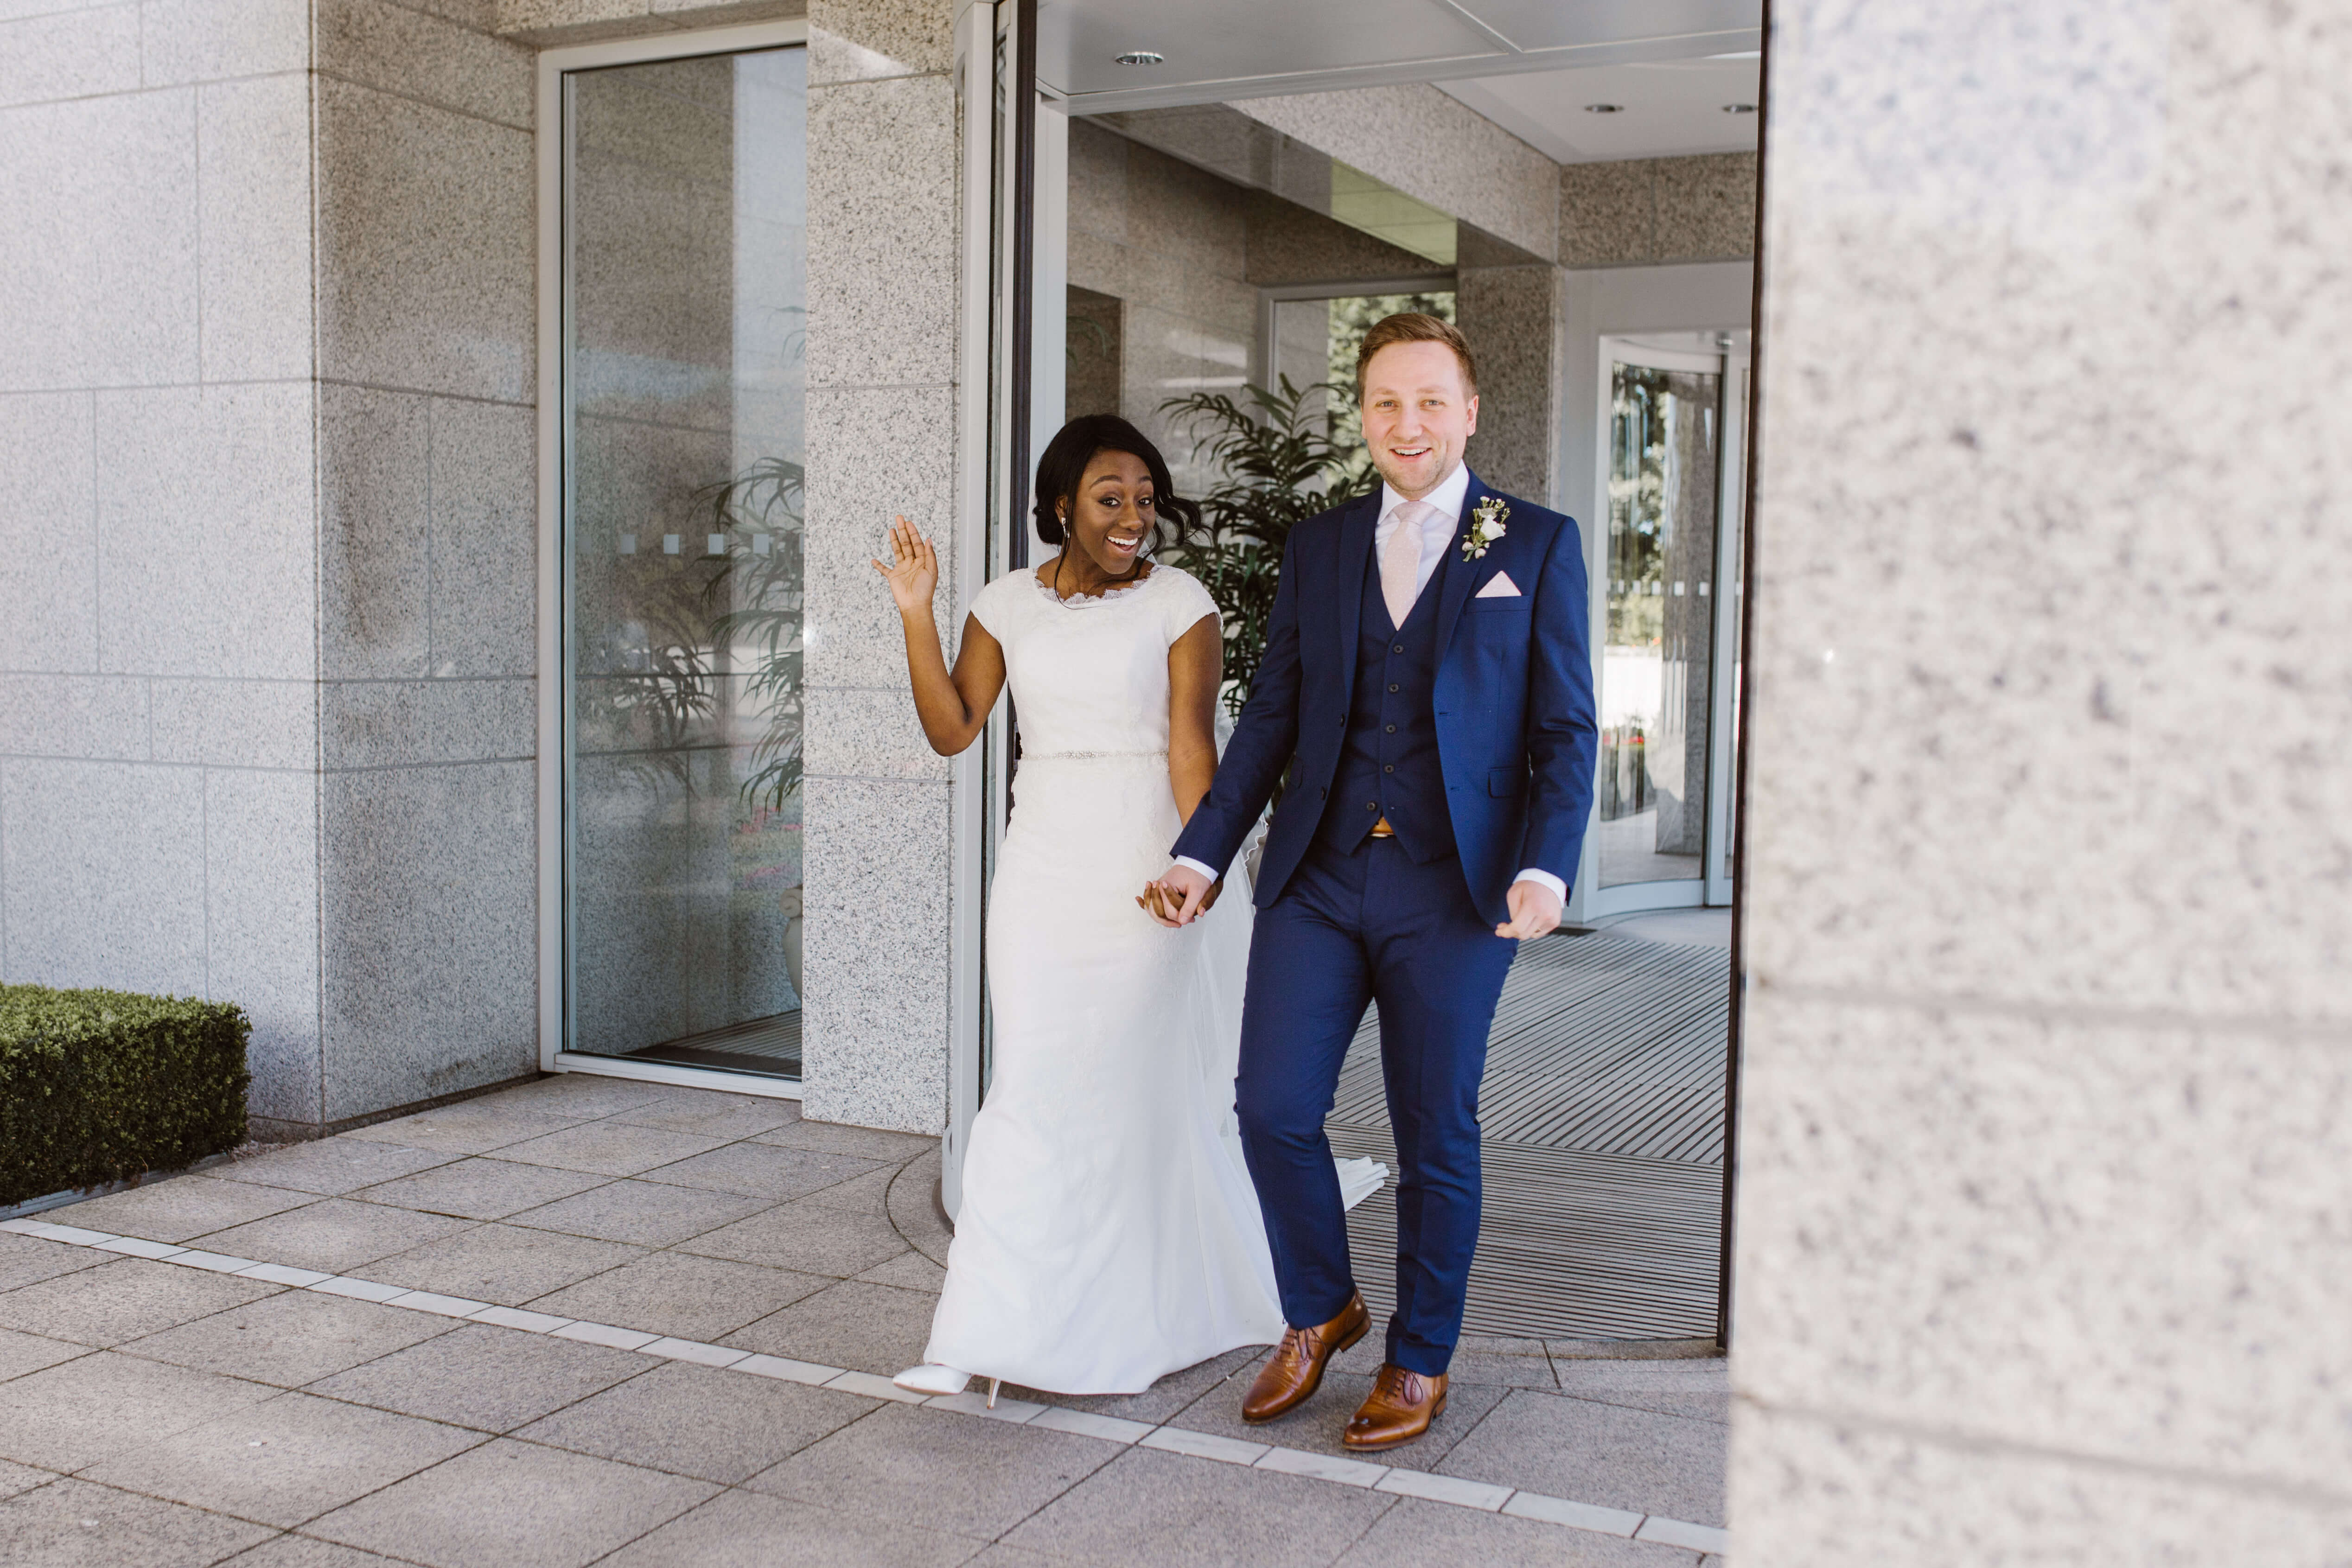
[
  {"x1": 1455, "y1": 260, "x2": 1560, "y2": 504},
  {"x1": 797, "y1": 0, "x2": 962, "y2": 1134},
  {"x1": 1733, "y1": 0, "x2": 2352, "y2": 1560}
]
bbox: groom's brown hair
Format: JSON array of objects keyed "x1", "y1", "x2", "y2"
[{"x1": 1355, "y1": 313, "x2": 1478, "y2": 400}]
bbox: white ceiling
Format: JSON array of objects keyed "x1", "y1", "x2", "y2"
[
  {"x1": 1039, "y1": 0, "x2": 1761, "y2": 113},
  {"x1": 1438, "y1": 54, "x2": 1762, "y2": 163}
]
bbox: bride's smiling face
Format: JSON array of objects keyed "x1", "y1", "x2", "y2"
[{"x1": 1058, "y1": 450, "x2": 1158, "y2": 575}]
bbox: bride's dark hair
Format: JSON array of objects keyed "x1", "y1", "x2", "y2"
[{"x1": 1032, "y1": 414, "x2": 1201, "y2": 553}]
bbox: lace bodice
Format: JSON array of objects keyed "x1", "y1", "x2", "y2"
[{"x1": 969, "y1": 564, "x2": 1221, "y2": 760}]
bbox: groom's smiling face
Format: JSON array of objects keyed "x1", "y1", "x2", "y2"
[{"x1": 1361, "y1": 340, "x2": 1479, "y2": 501}]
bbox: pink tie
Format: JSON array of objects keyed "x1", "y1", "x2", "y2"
[{"x1": 1381, "y1": 500, "x2": 1437, "y2": 629}]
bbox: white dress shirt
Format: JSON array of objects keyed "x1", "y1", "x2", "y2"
[{"x1": 1177, "y1": 461, "x2": 1567, "y2": 911}]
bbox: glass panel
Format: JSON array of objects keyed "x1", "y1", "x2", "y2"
[
  {"x1": 562, "y1": 47, "x2": 808, "y2": 1077},
  {"x1": 1600, "y1": 362, "x2": 1720, "y2": 888}
]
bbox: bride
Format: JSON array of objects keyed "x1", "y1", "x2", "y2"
[{"x1": 873, "y1": 414, "x2": 1373, "y2": 1399}]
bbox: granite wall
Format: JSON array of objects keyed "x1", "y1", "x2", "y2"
[
  {"x1": 1560, "y1": 153, "x2": 1757, "y2": 269},
  {"x1": 1730, "y1": 0, "x2": 2352, "y2": 1560},
  {"x1": 312, "y1": 0, "x2": 540, "y2": 1128},
  {"x1": 0, "y1": 0, "x2": 324, "y2": 1128},
  {"x1": 793, "y1": 0, "x2": 963, "y2": 1134}
]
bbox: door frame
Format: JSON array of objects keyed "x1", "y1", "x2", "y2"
[
  {"x1": 1572, "y1": 332, "x2": 1748, "y2": 924},
  {"x1": 533, "y1": 17, "x2": 812, "y2": 1098}
]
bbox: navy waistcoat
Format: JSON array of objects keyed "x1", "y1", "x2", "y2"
[{"x1": 1314, "y1": 537, "x2": 1456, "y2": 862}]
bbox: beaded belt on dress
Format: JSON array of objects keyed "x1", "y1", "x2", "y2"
[{"x1": 1022, "y1": 749, "x2": 1168, "y2": 762}]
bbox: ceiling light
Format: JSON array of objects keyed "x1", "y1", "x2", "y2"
[
  {"x1": 1584, "y1": 103, "x2": 1624, "y2": 114},
  {"x1": 1722, "y1": 102, "x2": 1756, "y2": 114},
  {"x1": 1113, "y1": 50, "x2": 1164, "y2": 66}
]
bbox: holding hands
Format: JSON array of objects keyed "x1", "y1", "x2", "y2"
[
  {"x1": 873, "y1": 516, "x2": 938, "y2": 615},
  {"x1": 1140, "y1": 863, "x2": 1221, "y2": 927}
]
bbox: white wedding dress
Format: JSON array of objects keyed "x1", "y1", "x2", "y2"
[{"x1": 915, "y1": 562, "x2": 1373, "y2": 1396}]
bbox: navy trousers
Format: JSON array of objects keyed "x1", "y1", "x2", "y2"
[{"x1": 1235, "y1": 835, "x2": 1518, "y2": 1376}]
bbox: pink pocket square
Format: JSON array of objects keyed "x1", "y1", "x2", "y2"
[{"x1": 1473, "y1": 571, "x2": 1521, "y2": 599}]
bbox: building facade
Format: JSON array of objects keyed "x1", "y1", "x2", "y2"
[{"x1": 4, "y1": 0, "x2": 2345, "y2": 1560}]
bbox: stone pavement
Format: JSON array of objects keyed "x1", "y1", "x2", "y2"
[{"x1": 0, "y1": 1073, "x2": 1730, "y2": 1567}]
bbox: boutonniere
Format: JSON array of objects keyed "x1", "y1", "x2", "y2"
[{"x1": 1463, "y1": 496, "x2": 1509, "y2": 561}]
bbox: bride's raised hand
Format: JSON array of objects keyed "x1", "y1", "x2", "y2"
[{"x1": 872, "y1": 515, "x2": 938, "y2": 616}]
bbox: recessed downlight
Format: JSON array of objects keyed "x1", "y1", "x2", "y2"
[
  {"x1": 1722, "y1": 102, "x2": 1757, "y2": 114},
  {"x1": 1584, "y1": 103, "x2": 1624, "y2": 114},
  {"x1": 1114, "y1": 50, "x2": 1164, "y2": 66}
]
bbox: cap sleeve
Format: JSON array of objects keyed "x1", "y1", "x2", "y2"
[
  {"x1": 968, "y1": 571, "x2": 1023, "y2": 644},
  {"x1": 1160, "y1": 569, "x2": 1220, "y2": 644}
]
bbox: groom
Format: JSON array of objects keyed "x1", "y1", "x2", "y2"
[{"x1": 1157, "y1": 314, "x2": 1595, "y2": 1449}]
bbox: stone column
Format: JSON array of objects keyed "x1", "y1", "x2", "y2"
[
  {"x1": 1454, "y1": 257, "x2": 1561, "y2": 504},
  {"x1": 1732, "y1": 0, "x2": 2352, "y2": 1560},
  {"x1": 798, "y1": 0, "x2": 964, "y2": 1134}
]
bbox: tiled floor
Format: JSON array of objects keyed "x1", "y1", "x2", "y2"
[{"x1": 0, "y1": 1072, "x2": 1731, "y2": 1567}]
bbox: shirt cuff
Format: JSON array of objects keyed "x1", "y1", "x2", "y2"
[
  {"x1": 1511, "y1": 868, "x2": 1567, "y2": 903},
  {"x1": 1172, "y1": 855, "x2": 1223, "y2": 883}
]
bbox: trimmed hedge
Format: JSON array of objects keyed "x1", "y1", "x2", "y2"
[{"x1": 0, "y1": 985, "x2": 249, "y2": 1209}]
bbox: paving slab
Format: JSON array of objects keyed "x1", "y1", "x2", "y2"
[
  {"x1": 720, "y1": 1278, "x2": 937, "y2": 1375},
  {"x1": 1333, "y1": 1496, "x2": 1703, "y2": 1567},
  {"x1": 1332, "y1": 1329, "x2": 1561, "y2": 1390},
  {"x1": 525, "y1": 1250, "x2": 831, "y2": 1342},
  {"x1": 598, "y1": 1488, "x2": 983, "y2": 1568},
  {"x1": 0, "y1": 1256, "x2": 280, "y2": 1348},
  {"x1": 515, "y1": 1359, "x2": 877, "y2": 1484},
  {"x1": 682, "y1": 1195, "x2": 912, "y2": 1277},
  {"x1": 364, "y1": 1222, "x2": 642, "y2": 1306},
  {"x1": 220, "y1": 1535, "x2": 416, "y2": 1565},
  {"x1": 347, "y1": 1158, "x2": 612, "y2": 1221},
  {"x1": 1002, "y1": 1443, "x2": 1397, "y2": 1568},
  {"x1": 192, "y1": 1199, "x2": 478, "y2": 1274},
  {"x1": 886, "y1": 1150, "x2": 953, "y2": 1266},
  {"x1": 611, "y1": 1090, "x2": 803, "y2": 1141},
  {"x1": 504, "y1": 1178, "x2": 774, "y2": 1249},
  {"x1": 750, "y1": 1400, "x2": 1115, "y2": 1538},
  {"x1": 857, "y1": 1249, "x2": 948, "y2": 1293},
  {"x1": 212, "y1": 1140, "x2": 458, "y2": 1198},
  {"x1": 1437, "y1": 1389, "x2": 1727, "y2": 1527},
  {"x1": 0, "y1": 1457, "x2": 56, "y2": 1500},
  {"x1": 0, "y1": 1474, "x2": 276, "y2": 1567},
  {"x1": 1003, "y1": 1346, "x2": 1262, "y2": 1427},
  {"x1": 640, "y1": 1142, "x2": 890, "y2": 1202},
  {"x1": 471, "y1": 1076, "x2": 681, "y2": 1119},
  {"x1": 1166, "y1": 1361, "x2": 1510, "y2": 1473},
  {"x1": 119, "y1": 1289, "x2": 457, "y2": 1386},
  {"x1": 304, "y1": 1321, "x2": 652, "y2": 1433},
  {"x1": 306, "y1": 1437, "x2": 718, "y2": 1568},
  {"x1": 341, "y1": 1105, "x2": 595, "y2": 1157},
  {"x1": 1548, "y1": 1356, "x2": 1732, "y2": 1425},
  {"x1": 795, "y1": 1163, "x2": 901, "y2": 1214},
  {"x1": 0, "y1": 1325, "x2": 94, "y2": 1384},
  {"x1": 753, "y1": 1121, "x2": 942, "y2": 1161},
  {"x1": 82, "y1": 1390, "x2": 485, "y2": 1528},
  {"x1": 492, "y1": 1122, "x2": 733, "y2": 1178},
  {"x1": 44, "y1": 1178, "x2": 316, "y2": 1246},
  {"x1": 0, "y1": 1351, "x2": 279, "y2": 1470},
  {"x1": 0, "y1": 1232, "x2": 109, "y2": 1292}
]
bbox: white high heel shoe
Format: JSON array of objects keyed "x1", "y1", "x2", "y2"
[{"x1": 891, "y1": 1364, "x2": 1006, "y2": 1406}]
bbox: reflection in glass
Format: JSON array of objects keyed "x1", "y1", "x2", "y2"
[
  {"x1": 562, "y1": 48, "x2": 808, "y2": 1077},
  {"x1": 1601, "y1": 363, "x2": 1719, "y2": 888}
]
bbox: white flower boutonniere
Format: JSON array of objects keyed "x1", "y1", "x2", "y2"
[{"x1": 1463, "y1": 496, "x2": 1510, "y2": 561}]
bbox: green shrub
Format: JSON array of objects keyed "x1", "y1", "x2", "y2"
[{"x1": 0, "y1": 985, "x2": 249, "y2": 1209}]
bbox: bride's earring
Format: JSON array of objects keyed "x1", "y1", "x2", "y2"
[{"x1": 988, "y1": 1377, "x2": 1002, "y2": 1409}]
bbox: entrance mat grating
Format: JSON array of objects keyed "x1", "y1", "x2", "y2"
[{"x1": 1325, "y1": 931, "x2": 1731, "y2": 1341}]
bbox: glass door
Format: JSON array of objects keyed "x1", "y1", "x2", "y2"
[
  {"x1": 1592, "y1": 336, "x2": 1741, "y2": 914},
  {"x1": 554, "y1": 38, "x2": 809, "y2": 1082}
]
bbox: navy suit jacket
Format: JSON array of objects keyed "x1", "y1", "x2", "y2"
[{"x1": 1173, "y1": 471, "x2": 1599, "y2": 929}]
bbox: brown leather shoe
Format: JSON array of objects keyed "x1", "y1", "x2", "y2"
[
  {"x1": 1241, "y1": 1293, "x2": 1369, "y2": 1423},
  {"x1": 1341, "y1": 1363, "x2": 1448, "y2": 1451}
]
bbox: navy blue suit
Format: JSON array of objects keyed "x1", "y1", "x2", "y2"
[{"x1": 1173, "y1": 472, "x2": 1596, "y2": 1374}]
